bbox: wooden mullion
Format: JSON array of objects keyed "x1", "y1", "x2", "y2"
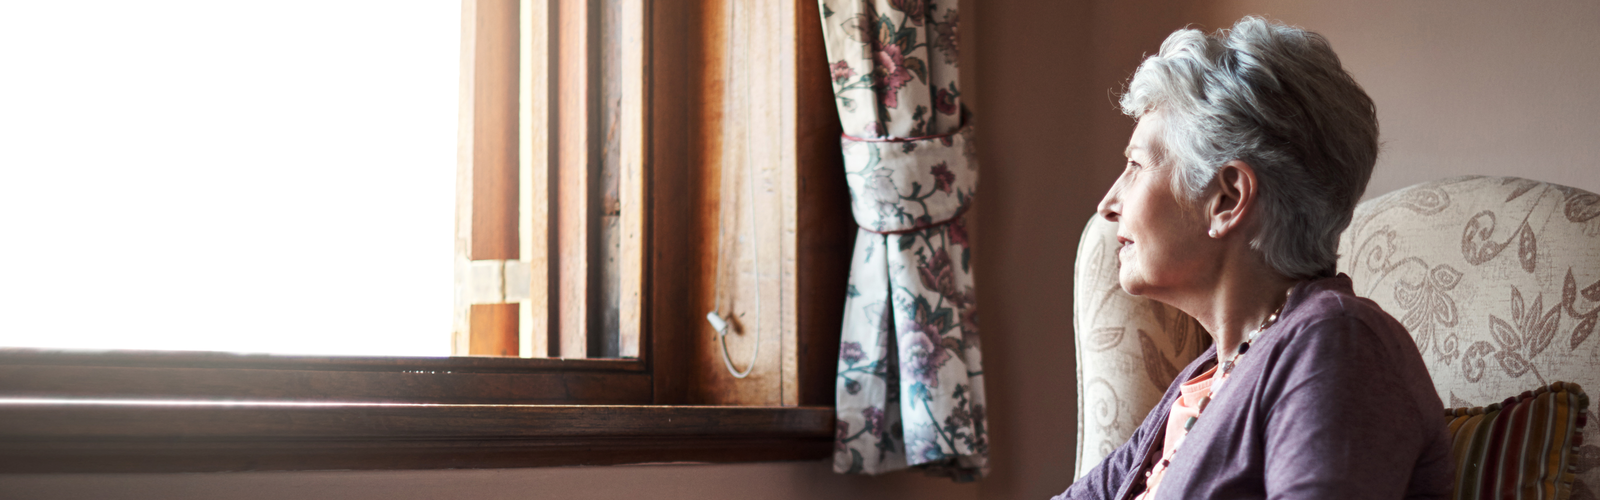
[
  {"x1": 469, "y1": 0, "x2": 520, "y2": 264},
  {"x1": 617, "y1": 0, "x2": 646, "y2": 359},
  {"x1": 556, "y1": 0, "x2": 592, "y2": 358},
  {"x1": 452, "y1": 0, "x2": 477, "y2": 356},
  {"x1": 520, "y1": 0, "x2": 554, "y2": 358},
  {"x1": 647, "y1": 0, "x2": 692, "y2": 404},
  {"x1": 597, "y1": 0, "x2": 623, "y2": 358},
  {"x1": 455, "y1": 0, "x2": 522, "y2": 357},
  {"x1": 777, "y1": 0, "x2": 800, "y2": 406}
]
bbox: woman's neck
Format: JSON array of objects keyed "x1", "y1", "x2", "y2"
[{"x1": 1165, "y1": 257, "x2": 1299, "y2": 362}]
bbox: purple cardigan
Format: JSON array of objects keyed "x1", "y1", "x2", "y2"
[{"x1": 1056, "y1": 275, "x2": 1454, "y2": 500}]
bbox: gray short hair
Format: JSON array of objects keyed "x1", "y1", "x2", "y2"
[{"x1": 1120, "y1": 16, "x2": 1378, "y2": 279}]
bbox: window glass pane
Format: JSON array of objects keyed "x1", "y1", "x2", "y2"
[{"x1": 0, "y1": 1, "x2": 458, "y2": 356}]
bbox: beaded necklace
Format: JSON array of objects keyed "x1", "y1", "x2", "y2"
[{"x1": 1146, "y1": 286, "x2": 1294, "y2": 477}]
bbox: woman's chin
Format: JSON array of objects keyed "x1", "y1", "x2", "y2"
[{"x1": 1117, "y1": 273, "x2": 1149, "y2": 296}]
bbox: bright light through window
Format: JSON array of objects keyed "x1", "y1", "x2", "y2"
[{"x1": 0, "y1": 2, "x2": 459, "y2": 356}]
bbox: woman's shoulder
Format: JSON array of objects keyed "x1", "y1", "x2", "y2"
[
  {"x1": 1281, "y1": 274, "x2": 1406, "y2": 338},
  {"x1": 1266, "y1": 274, "x2": 1425, "y2": 371},
  {"x1": 1267, "y1": 275, "x2": 1440, "y2": 403}
]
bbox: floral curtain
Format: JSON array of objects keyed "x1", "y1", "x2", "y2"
[{"x1": 819, "y1": 0, "x2": 987, "y2": 481}]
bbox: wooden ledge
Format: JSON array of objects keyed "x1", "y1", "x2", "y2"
[
  {"x1": 0, "y1": 402, "x2": 834, "y2": 473},
  {"x1": 0, "y1": 350, "x2": 652, "y2": 405}
]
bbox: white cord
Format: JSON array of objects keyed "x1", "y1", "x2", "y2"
[
  {"x1": 707, "y1": 0, "x2": 760, "y2": 379},
  {"x1": 706, "y1": 153, "x2": 763, "y2": 379}
]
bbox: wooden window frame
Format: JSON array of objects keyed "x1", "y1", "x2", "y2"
[{"x1": 0, "y1": 0, "x2": 854, "y2": 473}]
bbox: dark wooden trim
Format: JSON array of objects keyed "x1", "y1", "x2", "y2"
[
  {"x1": 0, "y1": 403, "x2": 832, "y2": 439},
  {"x1": 0, "y1": 349, "x2": 649, "y2": 405},
  {"x1": 793, "y1": 0, "x2": 851, "y2": 407},
  {"x1": 0, "y1": 365, "x2": 651, "y2": 405},
  {"x1": 645, "y1": 0, "x2": 693, "y2": 405},
  {"x1": 0, "y1": 403, "x2": 833, "y2": 473}
]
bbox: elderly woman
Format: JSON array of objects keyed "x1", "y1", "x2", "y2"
[{"x1": 1054, "y1": 17, "x2": 1454, "y2": 500}]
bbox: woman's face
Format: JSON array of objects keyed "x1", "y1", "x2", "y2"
[{"x1": 1097, "y1": 110, "x2": 1214, "y2": 297}]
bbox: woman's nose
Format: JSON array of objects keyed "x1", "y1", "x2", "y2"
[{"x1": 1097, "y1": 184, "x2": 1121, "y2": 222}]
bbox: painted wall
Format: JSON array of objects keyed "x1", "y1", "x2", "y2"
[
  {"x1": 1199, "y1": 0, "x2": 1600, "y2": 197},
  {"x1": 3, "y1": 1, "x2": 1597, "y2": 499}
]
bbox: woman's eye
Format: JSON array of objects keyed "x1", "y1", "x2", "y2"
[{"x1": 1125, "y1": 160, "x2": 1141, "y2": 172}]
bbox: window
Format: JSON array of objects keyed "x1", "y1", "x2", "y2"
[
  {"x1": 0, "y1": 0, "x2": 854, "y2": 472},
  {"x1": 0, "y1": 2, "x2": 458, "y2": 357},
  {"x1": 453, "y1": 0, "x2": 644, "y2": 360}
]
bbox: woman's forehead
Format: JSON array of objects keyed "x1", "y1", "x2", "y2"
[{"x1": 1126, "y1": 111, "x2": 1167, "y2": 158}]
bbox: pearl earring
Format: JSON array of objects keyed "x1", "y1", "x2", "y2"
[{"x1": 1208, "y1": 228, "x2": 1220, "y2": 238}]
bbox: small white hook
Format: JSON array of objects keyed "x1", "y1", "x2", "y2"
[
  {"x1": 706, "y1": 311, "x2": 730, "y2": 335},
  {"x1": 706, "y1": 310, "x2": 756, "y2": 378}
]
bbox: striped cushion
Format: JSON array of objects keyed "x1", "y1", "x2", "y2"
[{"x1": 1446, "y1": 381, "x2": 1590, "y2": 500}]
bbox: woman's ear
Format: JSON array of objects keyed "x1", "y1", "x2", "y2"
[{"x1": 1207, "y1": 160, "x2": 1258, "y2": 238}]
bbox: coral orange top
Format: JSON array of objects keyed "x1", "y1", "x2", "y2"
[{"x1": 1133, "y1": 364, "x2": 1228, "y2": 500}]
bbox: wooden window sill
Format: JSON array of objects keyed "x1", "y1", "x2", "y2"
[
  {"x1": 0, "y1": 349, "x2": 654, "y2": 405},
  {"x1": 0, "y1": 402, "x2": 834, "y2": 473}
]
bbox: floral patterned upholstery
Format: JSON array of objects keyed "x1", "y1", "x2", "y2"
[{"x1": 1073, "y1": 176, "x2": 1600, "y2": 496}]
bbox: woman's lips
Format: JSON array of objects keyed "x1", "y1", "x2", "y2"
[{"x1": 1117, "y1": 237, "x2": 1133, "y2": 256}]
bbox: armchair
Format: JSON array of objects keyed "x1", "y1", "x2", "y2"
[{"x1": 1072, "y1": 176, "x2": 1600, "y2": 495}]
